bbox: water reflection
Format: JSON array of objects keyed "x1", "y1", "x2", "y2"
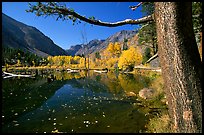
[{"x1": 2, "y1": 70, "x2": 165, "y2": 133}]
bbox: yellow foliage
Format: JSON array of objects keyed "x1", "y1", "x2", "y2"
[
  {"x1": 107, "y1": 42, "x2": 114, "y2": 54},
  {"x1": 102, "y1": 49, "x2": 112, "y2": 60},
  {"x1": 64, "y1": 56, "x2": 72, "y2": 66},
  {"x1": 78, "y1": 57, "x2": 85, "y2": 68},
  {"x1": 46, "y1": 55, "x2": 86, "y2": 68},
  {"x1": 106, "y1": 58, "x2": 119, "y2": 69},
  {"x1": 106, "y1": 42, "x2": 121, "y2": 57},
  {"x1": 114, "y1": 42, "x2": 122, "y2": 56},
  {"x1": 118, "y1": 46, "x2": 142, "y2": 70}
]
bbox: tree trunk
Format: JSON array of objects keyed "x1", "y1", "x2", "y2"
[{"x1": 154, "y1": 2, "x2": 202, "y2": 133}]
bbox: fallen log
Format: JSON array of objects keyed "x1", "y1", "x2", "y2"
[{"x1": 3, "y1": 71, "x2": 34, "y2": 79}]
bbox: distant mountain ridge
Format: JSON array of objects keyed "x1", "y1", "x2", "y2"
[
  {"x1": 66, "y1": 44, "x2": 82, "y2": 56},
  {"x1": 2, "y1": 13, "x2": 139, "y2": 58},
  {"x1": 66, "y1": 30, "x2": 138, "y2": 56},
  {"x1": 2, "y1": 13, "x2": 68, "y2": 57},
  {"x1": 75, "y1": 39, "x2": 105, "y2": 56}
]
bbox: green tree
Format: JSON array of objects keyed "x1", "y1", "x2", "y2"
[
  {"x1": 95, "y1": 52, "x2": 101, "y2": 59},
  {"x1": 141, "y1": 2, "x2": 154, "y2": 16},
  {"x1": 142, "y1": 47, "x2": 151, "y2": 64},
  {"x1": 138, "y1": 2, "x2": 158, "y2": 55},
  {"x1": 192, "y1": 2, "x2": 202, "y2": 34},
  {"x1": 192, "y1": 2, "x2": 202, "y2": 46}
]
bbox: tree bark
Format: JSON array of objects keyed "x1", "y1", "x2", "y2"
[{"x1": 154, "y1": 2, "x2": 202, "y2": 133}]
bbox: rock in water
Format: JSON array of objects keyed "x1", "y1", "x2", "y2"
[{"x1": 139, "y1": 88, "x2": 155, "y2": 99}]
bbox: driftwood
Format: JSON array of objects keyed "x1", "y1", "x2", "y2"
[
  {"x1": 134, "y1": 65, "x2": 161, "y2": 72},
  {"x1": 93, "y1": 70, "x2": 107, "y2": 73},
  {"x1": 3, "y1": 71, "x2": 34, "y2": 79},
  {"x1": 67, "y1": 69, "x2": 80, "y2": 73}
]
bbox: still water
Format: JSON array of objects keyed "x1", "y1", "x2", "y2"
[{"x1": 2, "y1": 70, "x2": 165, "y2": 133}]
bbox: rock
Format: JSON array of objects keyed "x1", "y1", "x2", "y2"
[
  {"x1": 149, "y1": 57, "x2": 160, "y2": 68},
  {"x1": 139, "y1": 88, "x2": 155, "y2": 99}
]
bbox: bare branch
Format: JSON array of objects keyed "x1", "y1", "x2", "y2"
[
  {"x1": 129, "y1": 2, "x2": 143, "y2": 11},
  {"x1": 27, "y1": 2, "x2": 153, "y2": 27}
]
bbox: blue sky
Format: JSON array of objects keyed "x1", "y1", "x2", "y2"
[{"x1": 2, "y1": 2, "x2": 144, "y2": 50}]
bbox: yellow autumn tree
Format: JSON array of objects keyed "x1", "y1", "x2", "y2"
[
  {"x1": 107, "y1": 42, "x2": 121, "y2": 57},
  {"x1": 47, "y1": 56, "x2": 53, "y2": 66},
  {"x1": 114, "y1": 42, "x2": 122, "y2": 56},
  {"x1": 106, "y1": 57, "x2": 119, "y2": 69},
  {"x1": 64, "y1": 56, "x2": 72, "y2": 67},
  {"x1": 118, "y1": 46, "x2": 142, "y2": 71},
  {"x1": 107, "y1": 42, "x2": 114, "y2": 54},
  {"x1": 78, "y1": 57, "x2": 85, "y2": 68}
]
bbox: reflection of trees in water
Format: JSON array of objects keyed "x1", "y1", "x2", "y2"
[
  {"x1": 2, "y1": 70, "x2": 165, "y2": 133},
  {"x1": 90, "y1": 72, "x2": 152, "y2": 95},
  {"x1": 52, "y1": 71, "x2": 87, "y2": 80},
  {"x1": 118, "y1": 74, "x2": 151, "y2": 94},
  {"x1": 42, "y1": 71, "x2": 153, "y2": 96}
]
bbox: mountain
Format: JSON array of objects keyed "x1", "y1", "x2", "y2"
[
  {"x1": 2, "y1": 13, "x2": 68, "y2": 57},
  {"x1": 66, "y1": 44, "x2": 82, "y2": 56},
  {"x1": 96, "y1": 30, "x2": 138, "y2": 52},
  {"x1": 75, "y1": 39, "x2": 105, "y2": 56},
  {"x1": 67, "y1": 30, "x2": 138, "y2": 56},
  {"x1": 66, "y1": 39, "x2": 105, "y2": 56}
]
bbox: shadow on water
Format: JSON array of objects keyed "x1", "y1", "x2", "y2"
[
  {"x1": 2, "y1": 70, "x2": 166, "y2": 133},
  {"x1": 2, "y1": 76, "x2": 67, "y2": 125}
]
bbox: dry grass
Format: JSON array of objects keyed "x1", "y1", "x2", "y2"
[
  {"x1": 149, "y1": 74, "x2": 164, "y2": 97},
  {"x1": 146, "y1": 114, "x2": 171, "y2": 133}
]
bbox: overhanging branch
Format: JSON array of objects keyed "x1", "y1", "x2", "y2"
[
  {"x1": 27, "y1": 2, "x2": 154, "y2": 27},
  {"x1": 62, "y1": 9, "x2": 153, "y2": 27}
]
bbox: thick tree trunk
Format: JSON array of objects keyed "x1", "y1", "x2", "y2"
[{"x1": 154, "y1": 2, "x2": 202, "y2": 133}]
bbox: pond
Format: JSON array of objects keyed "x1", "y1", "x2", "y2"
[{"x1": 2, "y1": 70, "x2": 167, "y2": 133}]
